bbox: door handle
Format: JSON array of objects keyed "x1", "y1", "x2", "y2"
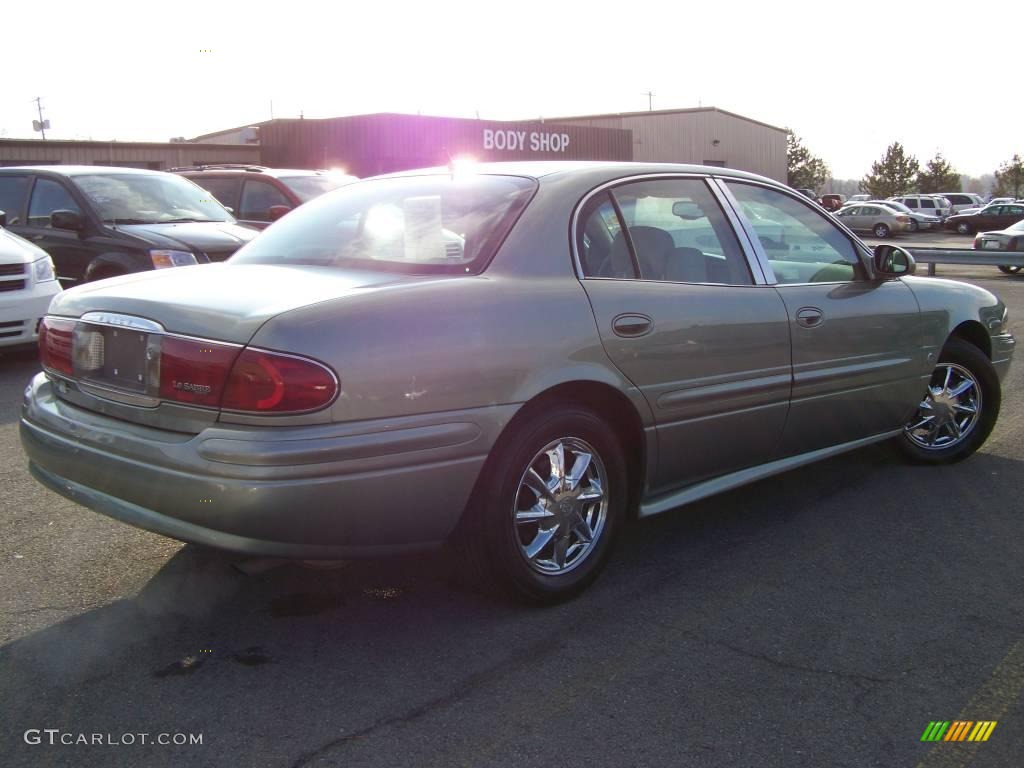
[
  {"x1": 796, "y1": 307, "x2": 824, "y2": 328},
  {"x1": 612, "y1": 313, "x2": 653, "y2": 337}
]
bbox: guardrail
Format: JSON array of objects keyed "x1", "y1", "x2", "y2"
[{"x1": 907, "y1": 248, "x2": 1024, "y2": 276}]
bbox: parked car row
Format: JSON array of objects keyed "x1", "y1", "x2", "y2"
[{"x1": 0, "y1": 212, "x2": 62, "y2": 349}]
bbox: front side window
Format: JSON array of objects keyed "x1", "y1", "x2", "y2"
[
  {"x1": 74, "y1": 173, "x2": 232, "y2": 224},
  {"x1": 904, "y1": 198, "x2": 919, "y2": 208},
  {"x1": 582, "y1": 178, "x2": 752, "y2": 285},
  {"x1": 727, "y1": 182, "x2": 864, "y2": 285},
  {"x1": 28, "y1": 178, "x2": 81, "y2": 228},
  {"x1": 231, "y1": 173, "x2": 536, "y2": 274}
]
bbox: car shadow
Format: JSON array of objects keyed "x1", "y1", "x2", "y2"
[
  {"x1": 1, "y1": 444, "x2": 1022, "y2": 767},
  {"x1": 0, "y1": 347, "x2": 40, "y2": 426}
]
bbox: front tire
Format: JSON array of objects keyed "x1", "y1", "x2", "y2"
[
  {"x1": 956, "y1": 221, "x2": 973, "y2": 235},
  {"x1": 908, "y1": 219, "x2": 919, "y2": 233},
  {"x1": 874, "y1": 223, "x2": 891, "y2": 238},
  {"x1": 897, "y1": 338, "x2": 1000, "y2": 464},
  {"x1": 454, "y1": 408, "x2": 627, "y2": 604}
]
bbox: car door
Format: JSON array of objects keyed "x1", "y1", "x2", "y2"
[
  {"x1": 13, "y1": 176, "x2": 97, "y2": 284},
  {"x1": 238, "y1": 179, "x2": 293, "y2": 230},
  {"x1": 190, "y1": 175, "x2": 242, "y2": 215},
  {"x1": 998, "y1": 204, "x2": 1024, "y2": 228},
  {"x1": 975, "y1": 205, "x2": 1003, "y2": 230},
  {"x1": 722, "y1": 180, "x2": 924, "y2": 456},
  {"x1": 0, "y1": 174, "x2": 31, "y2": 228},
  {"x1": 836, "y1": 206, "x2": 863, "y2": 231},
  {"x1": 576, "y1": 177, "x2": 792, "y2": 492}
]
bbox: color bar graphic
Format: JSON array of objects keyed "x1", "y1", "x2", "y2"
[{"x1": 920, "y1": 720, "x2": 996, "y2": 742}]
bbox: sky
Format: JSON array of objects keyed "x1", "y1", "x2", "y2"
[{"x1": 2, "y1": 0, "x2": 1021, "y2": 180}]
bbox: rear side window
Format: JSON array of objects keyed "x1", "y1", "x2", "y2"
[
  {"x1": 28, "y1": 178, "x2": 81, "y2": 227},
  {"x1": 919, "y1": 198, "x2": 935, "y2": 209},
  {"x1": 192, "y1": 176, "x2": 241, "y2": 209},
  {"x1": 0, "y1": 175, "x2": 30, "y2": 225},
  {"x1": 586, "y1": 178, "x2": 752, "y2": 285},
  {"x1": 231, "y1": 174, "x2": 537, "y2": 274}
]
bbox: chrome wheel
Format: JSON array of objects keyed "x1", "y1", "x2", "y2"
[
  {"x1": 956, "y1": 222, "x2": 971, "y2": 235},
  {"x1": 904, "y1": 363, "x2": 982, "y2": 450},
  {"x1": 513, "y1": 437, "x2": 608, "y2": 576},
  {"x1": 874, "y1": 224, "x2": 890, "y2": 238}
]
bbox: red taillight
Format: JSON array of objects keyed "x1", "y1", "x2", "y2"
[
  {"x1": 1009, "y1": 237, "x2": 1019, "y2": 250},
  {"x1": 39, "y1": 317, "x2": 75, "y2": 376},
  {"x1": 158, "y1": 336, "x2": 241, "y2": 407},
  {"x1": 221, "y1": 349, "x2": 337, "y2": 413}
]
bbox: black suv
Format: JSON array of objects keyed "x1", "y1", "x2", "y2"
[
  {"x1": 171, "y1": 165, "x2": 358, "y2": 230},
  {"x1": 0, "y1": 166, "x2": 258, "y2": 285}
]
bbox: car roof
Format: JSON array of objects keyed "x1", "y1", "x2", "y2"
[
  {"x1": 374, "y1": 160, "x2": 778, "y2": 185},
  {"x1": 0, "y1": 165, "x2": 167, "y2": 176},
  {"x1": 173, "y1": 165, "x2": 342, "y2": 178}
]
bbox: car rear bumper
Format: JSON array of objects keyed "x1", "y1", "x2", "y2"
[{"x1": 21, "y1": 373, "x2": 515, "y2": 557}]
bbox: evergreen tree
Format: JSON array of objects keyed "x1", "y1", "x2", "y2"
[
  {"x1": 786, "y1": 130, "x2": 830, "y2": 192},
  {"x1": 917, "y1": 153, "x2": 961, "y2": 193},
  {"x1": 860, "y1": 143, "x2": 920, "y2": 199},
  {"x1": 993, "y1": 154, "x2": 1024, "y2": 198}
]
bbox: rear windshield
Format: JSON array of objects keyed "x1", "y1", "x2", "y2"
[{"x1": 230, "y1": 174, "x2": 537, "y2": 274}]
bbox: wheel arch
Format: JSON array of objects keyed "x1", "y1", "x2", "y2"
[
  {"x1": 83, "y1": 252, "x2": 147, "y2": 282},
  {"x1": 454, "y1": 380, "x2": 650, "y2": 539},
  {"x1": 948, "y1": 320, "x2": 992, "y2": 359}
]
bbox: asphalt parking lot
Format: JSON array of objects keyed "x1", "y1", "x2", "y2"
[{"x1": 1, "y1": 265, "x2": 1022, "y2": 768}]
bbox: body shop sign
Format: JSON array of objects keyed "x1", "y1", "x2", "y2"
[{"x1": 483, "y1": 128, "x2": 571, "y2": 153}]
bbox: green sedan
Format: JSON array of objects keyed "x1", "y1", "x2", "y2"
[{"x1": 21, "y1": 162, "x2": 1016, "y2": 603}]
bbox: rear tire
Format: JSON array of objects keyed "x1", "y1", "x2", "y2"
[
  {"x1": 873, "y1": 223, "x2": 890, "y2": 238},
  {"x1": 997, "y1": 265, "x2": 1022, "y2": 274},
  {"x1": 453, "y1": 407, "x2": 627, "y2": 604},
  {"x1": 896, "y1": 338, "x2": 1000, "y2": 464}
]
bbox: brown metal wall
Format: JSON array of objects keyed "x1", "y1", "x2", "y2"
[
  {"x1": 553, "y1": 109, "x2": 787, "y2": 182},
  {"x1": 259, "y1": 114, "x2": 633, "y2": 176},
  {"x1": 0, "y1": 140, "x2": 260, "y2": 170}
]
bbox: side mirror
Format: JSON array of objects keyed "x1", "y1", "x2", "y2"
[
  {"x1": 267, "y1": 205, "x2": 292, "y2": 222},
  {"x1": 51, "y1": 209, "x2": 84, "y2": 231},
  {"x1": 0, "y1": 209, "x2": 5, "y2": 227},
  {"x1": 873, "y1": 244, "x2": 915, "y2": 277}
]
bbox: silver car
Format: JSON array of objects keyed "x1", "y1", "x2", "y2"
[
  {"x1": 20, "y1": 163, "x2": 1015, "y2": 603},
  {"x1": 974, "y1": 218, "x2": 1024, "y2": 274},
  {"x1": 833, "y1": 204, "x2": 913, "y2": 237},
  {"x1": 865, "y1": 200, "x2": 940, "y2": 232}
]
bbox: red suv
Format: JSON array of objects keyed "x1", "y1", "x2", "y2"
[{"x1": 171, "y1": 165, "x2": 358, "y2": 230}]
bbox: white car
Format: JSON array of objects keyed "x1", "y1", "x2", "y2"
[{"x1": 0, "y1": 214, "x2": 62, "y2": 348}]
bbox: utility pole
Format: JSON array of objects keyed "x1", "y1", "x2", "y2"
[
  {"x1": 642, "y1": 90, "x2": 654, "y2": 111},
  {"x1": 33, "y1": 97, "x2": 48, "y2": 139}
]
